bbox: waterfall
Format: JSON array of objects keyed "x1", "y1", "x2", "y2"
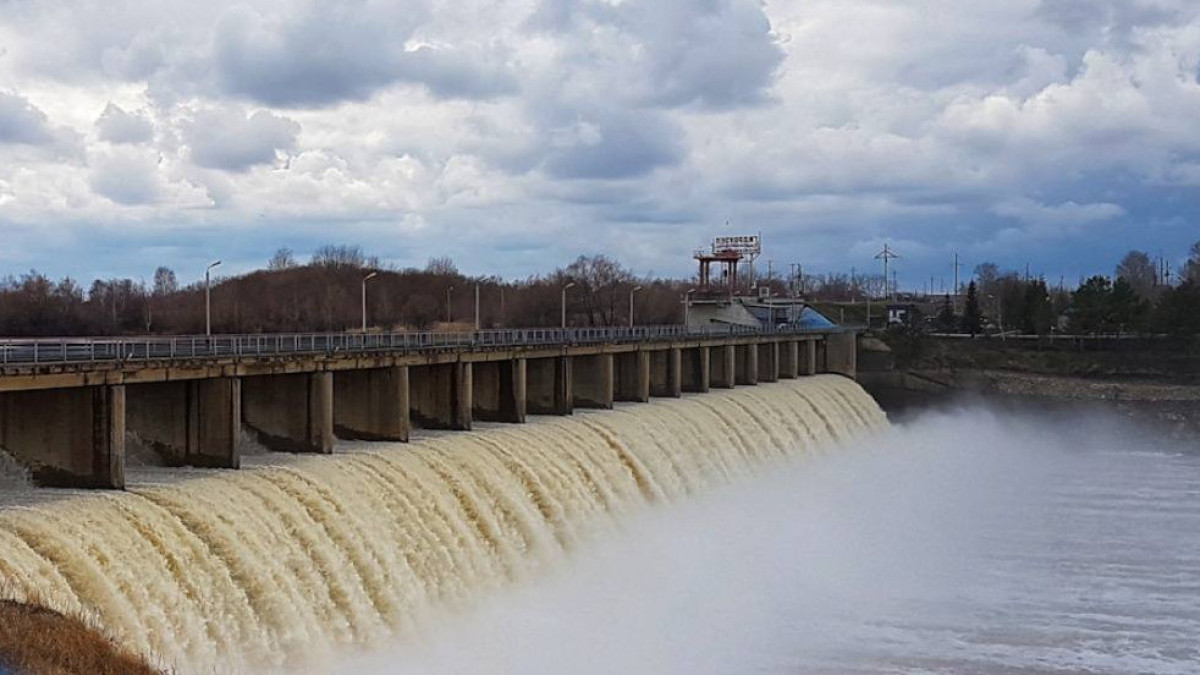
[{"x1": 0, "y1": 376, "x2": 885, "y2": 673}]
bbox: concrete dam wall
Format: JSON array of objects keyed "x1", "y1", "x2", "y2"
[{"x1": 0, "y1": 376, "x2": 884, "y2": 673}]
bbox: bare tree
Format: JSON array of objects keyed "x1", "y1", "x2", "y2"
[
  {"x1": 425, "y1": 256, "x2": 459, "y2": 276},
  {"x1": 311, "y1": 244, "x2": 367, "y2": 268},
  {"x1": 1115, "y1": 250, "x2": 1156, "y2": 299},
  {"x1": 152, "y1": 266, "x2": 178, "y2": 296},
  {"x1": 268, "y1": 247, "x2": 297, "y2": 270}
]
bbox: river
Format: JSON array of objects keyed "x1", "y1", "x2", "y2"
[{"x1": 336, "y1": 406, "x2": 1200, "y2": 675}]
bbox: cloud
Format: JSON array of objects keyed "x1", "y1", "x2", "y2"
[
  {"x1": 0, "y1": 92, "x2": 54, "y2": 145},
  {"x1": 95, "y1": 103, "x2": 153, "y2": 144},
  {"x1": 182, "y1": 107, "x2": 300, "y2": 171},
  {"x1": 992, "y1": 198, "x2": 1126, "y2": 227},
  {"x1": 89, "y1": 146, "x2": 162, "y2": 205}
]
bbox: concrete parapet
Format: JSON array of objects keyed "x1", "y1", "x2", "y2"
[
  {"x1": 680, "y1": 347, "x2": 710, "y2": 393},
  {"x1": 709, "y1": 344, "x2": 736, "y2": 389},
  {"x1": 572, "y1": 353, "x2": 614, "y2": 409},
  {"x1": 824, "y1": 332, "x2": 858, "y2": 379},
  {"x1": 410, "y1": 362, "x2": 472, "y2": 430},
  {"x1": 779, "y1": 340, "x2": 799, "y2": 379},
  {"x1": 757, "y1": 342, "x2": 779, "y2": 383},
  {"x1": 614, "y1": 351, "x2": 650, "y2": 403},
  {"x1": 650, "y1": 348, "x2": 682, "y2": 398},
  {"x1": 0, "y1": 385, "x2": 125, "y2": 489},
  {"x1": 243, "y1": 372, "x2": 334, "y2": 453},
  {"x1": 735, "y1": 344, "x2": 759, "y2": 386},
  {"x1": 334, "y1": 366, "x2": 410, "y2": 441},
  {"x1": 527, "y1": 356, "x2": 572, "y2": 415},
  {"x1": 472, "y1": 359, "x2": 526, "y2": 423}
]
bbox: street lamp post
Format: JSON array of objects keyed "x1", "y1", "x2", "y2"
[
  {"x1": 205, "y1": 259, "x2": 221, "y2": 336},
  {"x1": 474, "y1": 284, "x2": 481, "y2": 331},
  {"x1": 683, "y1": 288, "x2": 696, "y2": 327},
  {"x1": 361, "y1": 271, "x2": 378, "y2": 333},
  {"x1": 446, "y1": 286, "x2": 454, "y2": 324},
  {"x1": 561, "y1": 282, "x2": 576, "y2": 329},
  {"x1": 629, "y1": 285, "x2": 643, "y2": 327}
]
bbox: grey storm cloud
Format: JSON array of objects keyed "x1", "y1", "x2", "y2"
[
  {"x1": 183, "y1": 108, "x2": 299, "y2": 171},
  {"x1": 541, "y1": 110, "x2": 685, "y2": 180},
  {"x1": 95, "y1": 103, "x2": 154, "y2": 144},
  {"x1": 210, "y1": 2, "x2": 515, "y2": 107},
  {"x1": 0, "y1": 92, "x2": 54, "y2": 145},
  {"x1": 528, "y1": 0, "x2": 784, "y2": 109}
]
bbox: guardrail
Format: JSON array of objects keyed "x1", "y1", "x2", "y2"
[{"x1": 0, "y1": 324, "x2": 851, "y2": 367}]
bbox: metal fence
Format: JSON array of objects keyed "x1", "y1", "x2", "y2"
[{"x1": 0, "y1": 324, "x2": 848, "y2": 366}]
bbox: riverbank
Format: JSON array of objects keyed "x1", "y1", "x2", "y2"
[
  {"x1": 859, "y1": 334, "x2": 1200, "y2": 439},
  {"x1": 0, "y1": 601, "x2": 161, "y2": 675}
]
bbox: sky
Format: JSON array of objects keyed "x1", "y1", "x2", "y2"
[{"x1": 0, "y1": 0, "x2": 1198, "y2": 288}]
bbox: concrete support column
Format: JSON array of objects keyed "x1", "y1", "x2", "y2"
[
  {"x1": 243, "y1": 372, "x2": 334, "y2": 453},
  {"x1": 334, "y1": 366, "x2": 411, "y2": 441},
  {"x1": 680, "y1": 347, "x2": 710, "y2": 393},
  {"x1": 757, "y1": 342, "x2": 780, "y2": 383},
  {"x1": 779, "y1": 340, "x2": 800, "y2": 379},
  {"x1": 650, "y1": 348, "x2": 682, "y2": 398},
  {"x1": 824, "y1": 332, "x2": 858, "y2": 379},
  {"x1": 735, "y1": 344, "x2": 759, "y2": 385},
  {"x1": 472, "y1": 359, "x2": 526, "y2": 423},
  {"x1": 410, "y1": 362, "x2": 472, "y2": 430},
  {"x1": 802, "y1": 339, "x2": 818, "y2": 375},
  {"x1": 709, "y1": 344, "x2": 736, "y2": 389},
  {"x1": 572, "y1": 353, "x2": 614, "y2": 409},
  {"x1": 614, "y1": 351, "x2": 650, "y2": 403},
  {"x1": 527, "y1": 356, "x2": 573, "y2": 415},
  {"x1": 187, "y1": 378, "x2": 241, "y2": 468},
  {"x1": 126, "y1": 379, "x2": 240, "y2": 469},
  {"x1": 0, "y1": 385, "x2": 125, "y2": 489}
]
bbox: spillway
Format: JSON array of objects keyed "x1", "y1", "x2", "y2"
[{"x1": 0, "y1": 375, "x2": 884, "y2": 673}]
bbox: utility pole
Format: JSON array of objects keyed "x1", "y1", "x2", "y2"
[
  {"x1": 629, "y1": 285, "x2": 643, "y2": 327},
  {"x1": 361, "y1": 271, "x2": 378, "y2": 333},
  {"x1": 205, "y1": 260, "x2": 221, "y2": 336},
  {"x1": 875, "y1": 244, "x2": 900, "y2": 301},
  {"x1": 474, "y1": 284, "x2": 480, "y2": 331},
  {"x1": 561, "y1": 282, "x2": 575, "y2": 329}
]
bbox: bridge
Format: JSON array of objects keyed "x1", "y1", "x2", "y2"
[{"x1": 0, "y1": 325, "x2": 858, "y2": 489}]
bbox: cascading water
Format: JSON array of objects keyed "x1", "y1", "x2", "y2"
[{"x1": 0, "y1": 375, "x2": 885, "y2": 673}]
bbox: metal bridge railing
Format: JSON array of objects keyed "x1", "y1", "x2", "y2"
[{"x1": 0, "y1": 324, "x2": 849, "y2": 367}]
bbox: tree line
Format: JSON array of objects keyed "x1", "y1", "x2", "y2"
[
  {"x1": 933, "y1": 242, "x2": 1200, "y2": 336},
  {"x1": 0, "y1": 247, "x2": 694, "y2": 336}
]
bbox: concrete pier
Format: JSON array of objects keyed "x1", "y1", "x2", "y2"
[
  {"x1": 409, "y1": 362, "x2": 472, "y2": 430},
  {"x1": 243, "y1": 372, "x2": 334, "y2": 453},
  {"x1": 757, "y1": 342, "x2": 779, "y2": 383},
  {"x1": 334, "y1": 366, "x2": 410, "y2": 441},
  {"x1": 803, "y1": 340, "x2": 818, "y2": 376},
  {"x1": 527, "y1": 356, "x2": 573, "y2": 415},
  {"x1": 709, "y1": 344, "x2": 736, "y2": 389},
  {"x1": 614, "y1": 351, "x2": 650, "y2": 403},
  {"x1": 680, "y1": 347, "x2": 710, "y2": 393},
  {"x1": 779, "y1": 340, "x2": 799, "y2": 379},
  {"x1": 649, "y1": 348, "x2": 682, "y2": 398},
  {"x1": 0, "y1": 385, "x2": 125, "y2": 488},
  {"x1": 824, "y1": 332, "x2": 857, "y2": 378},
  {"x1": 572, "y1": 354, "x2": 614, "y2": 409},
  {"x1": 187, "y1": 378, "x2": 241, "y2": 468},
  {"x1": 472, "y1": 359, "x2": 526, "y2": 423},
  {"x1": 735, "y1": 344, "x2": 759, "y2": 386}
]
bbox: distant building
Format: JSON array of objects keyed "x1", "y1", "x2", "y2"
[{"x1": 686, "y1": 295, "x2": 838, "y2": 329}]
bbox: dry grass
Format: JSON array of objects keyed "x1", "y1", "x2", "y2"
[{"x1": 0, "y1": 600, "x2": 162, "y2": 675}]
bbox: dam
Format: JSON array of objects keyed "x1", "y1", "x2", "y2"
[
  {"x1": 0, "y1": 371, "x2": 884, "y2": 673},
  {"x1": 0, "y1": 326, "x2": 857, "y2": 489}
]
